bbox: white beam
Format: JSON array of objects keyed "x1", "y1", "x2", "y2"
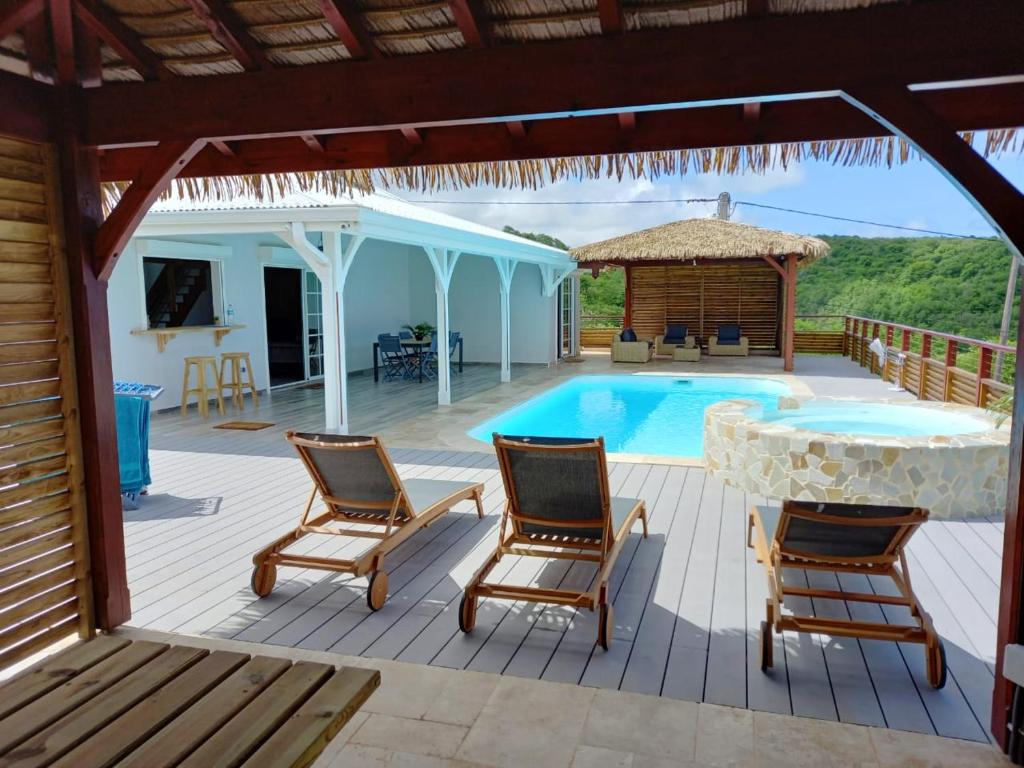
[
  {"x1": 494, "y1": 257, "x2": 517, "y2": 383},
  {"x1": 540, "y1": 264, "x2": 574, "y2": 297},
  {"x1": 425, "y1": 247, "x2": 461, "y2": 405},
  {"x1": 280, "y1": 222, "x2": 365, "y2": 432}
]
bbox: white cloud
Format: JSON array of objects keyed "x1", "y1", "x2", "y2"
[{"x1": 397, "y1": 164, "x2": 809, "y2": 247}]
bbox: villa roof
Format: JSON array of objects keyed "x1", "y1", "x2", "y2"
[
  {"x1": 137, "y1": 188, "x2": 573, "y2": 266},
  {"x1": 570, "y1": 217, "x2": 831, "y2": 264}
]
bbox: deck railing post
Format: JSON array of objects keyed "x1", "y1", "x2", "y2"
[
  {"x1": 843, "y1": 316, "x2": 851, "y2": 356},
  {"x1": 944, "y1": 342, "x2": 958, "y2": 402},
  {"x1": 920, "y1": 334, "x2": 932, "y2": 400},
  {"x1": 977, "y1": 346, "x2": 994, "y2": 406}
]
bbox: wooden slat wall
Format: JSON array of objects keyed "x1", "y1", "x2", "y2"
[
  {"x1": 793, "y1": 331, "x2": 844, "y2": 354},
  {"x1": 629, "y1": 262, "x2": 780, "y2": 349},
  {"x1": 580, "y1": 328, "x2": 619, "y2": 349},
  {"x1": 0, "y1": 136, "x2": 92, "y2": 669}
]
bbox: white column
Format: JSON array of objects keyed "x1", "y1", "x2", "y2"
[
  {"x1": 282, "y1": 223, "x2": 363, "y2": 433},
  {"x1": 425, "y1": 247, "x2": 460, "y2": 406},
  {"x1": 494, "y1": 258, "x2": 517, "y2": 382}
]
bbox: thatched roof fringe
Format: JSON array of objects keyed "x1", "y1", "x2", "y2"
[{"x1": 101, "y1": 130, "x2": 1020, "y2": 213}]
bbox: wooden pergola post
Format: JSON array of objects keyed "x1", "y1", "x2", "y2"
[{"x1": 784, "y1": 254, "x2": 797, "y2": 372}]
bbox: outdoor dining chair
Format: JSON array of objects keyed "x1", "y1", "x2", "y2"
[
  {"x1": 459, "y1": 434, "x2": 648, "y2": 649},
  {"x1": 422, "y1": 331, "x2": 461, "y2": 380},
  {"x1": 251, "y1": 432, "x2": 485, "y2": 610},
  {"x1": 748, "y1": 499, "x2": 946, "y2": 688},
  {"x1": 378, "y1": 333, "x2": 414, "y2": 380}
]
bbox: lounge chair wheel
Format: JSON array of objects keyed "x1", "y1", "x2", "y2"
[
  {"x1": 927, "y1": 637, "x2": 947, "y2": 690},
  {"x1": 760, "y1": 620, "x2": 774, "y2": 671},
  {"x1": 367, "y1": 570, "x2": 389, "y2": 611},
  {"x1": 458, "y1": 593, "x2": 477, "y2": 633},
  {"x1": 598, "y1": 603, "x2": 614, "y2": 651},
  {"x1": 251, "y1": 563, "x2": 276, "y2": 598}
]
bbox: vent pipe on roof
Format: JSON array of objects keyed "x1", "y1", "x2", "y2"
[{"x1": 716, "y1": 192, "x2": 731, "y2": 221}]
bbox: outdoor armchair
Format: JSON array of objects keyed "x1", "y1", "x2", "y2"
[
  {"x1": 611, "y1": 330, "x2": 653, "y2": 363},
  {"x1": 708, "y1": 324, "x2": 749, "y2": 356},
  {"x1": 655, "y1": 323, "x2": 696, "y2": 357},
  {"x1": 748, "y1": 499, "x2": 946, "y2": 689},
  {"x1": 459, "y1": 435, "x2": 648, "y2": 650},
  {"x1": 252, "y1": 432, "x2": 485, "y2": 610}
]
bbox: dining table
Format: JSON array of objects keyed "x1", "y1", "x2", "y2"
[{"x1": 372, "y1": 336, "x2": 464, "y2": 383}]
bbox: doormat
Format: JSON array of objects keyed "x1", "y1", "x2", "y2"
[
  {"x1": 301, "y1": 382, "x2": 324, "y2": 390},
  {"x1": 215, "y1": 421, "x2": 276, "y2": 431}
]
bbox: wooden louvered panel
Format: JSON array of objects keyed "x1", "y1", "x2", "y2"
[
  {"x1": 793, "y1": 331, "x2": 844, "y2": 354},
  {"x1": 629, "y1": 261, "x2": 782, "y2": 349},
  {"x1": 922, "y1": 362, "x2": 946, "y2": 401},
  {"x1": 948, "y1": 368, "x2": 978, "y2": 405},
  {"x1": 0, "y1": 136, "x2": 92, "y2": 669}
]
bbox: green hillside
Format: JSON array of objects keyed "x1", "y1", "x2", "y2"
[{"x1": 798, "y1": 236, "x2": 1017, "y2": 341}]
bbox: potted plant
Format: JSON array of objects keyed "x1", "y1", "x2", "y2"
[{"x1": 403, "y1": 322, "x2": 435, "y2": 341}]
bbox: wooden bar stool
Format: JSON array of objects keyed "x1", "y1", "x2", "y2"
[
  {"x1": 181, "y1": 356, "x2": 224, "y2": 418},
  {"x1": 220, "y1": 351, "x2": 260, "y2": 409}
]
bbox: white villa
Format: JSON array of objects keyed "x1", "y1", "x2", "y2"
[{"x1": 107, "y1": 191, "x2": 579, "y2": 426}]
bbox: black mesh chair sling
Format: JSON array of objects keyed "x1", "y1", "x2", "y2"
[
  {"x1": 459, "y1": 435, "x2": 648, "y2": 650},
  {"x1": 748, "y1": 500, "x2": 946, "y2": 688},
  {"x1": 252, "y1": 432, "x2": 485, "y2": 610}
]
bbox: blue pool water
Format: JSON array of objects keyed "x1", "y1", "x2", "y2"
[
  {"x1": 468, "y1": 375, "x2": 791, "y2": 457},
  {"x1": 755, "y1": 402, "x2": 990, "y2": 437}
]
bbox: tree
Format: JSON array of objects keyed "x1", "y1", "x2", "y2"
[{"x1": 503, "y1": 225, "x2": 569, "y2": 251}]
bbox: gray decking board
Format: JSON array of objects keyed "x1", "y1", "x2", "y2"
[{"x1": 126, "y1": 376, "x2": 1001, "y2": 745}]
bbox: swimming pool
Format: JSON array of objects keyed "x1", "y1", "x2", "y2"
[{"x1": 468, "y1": 375, "x2": 791, "y2": 457}]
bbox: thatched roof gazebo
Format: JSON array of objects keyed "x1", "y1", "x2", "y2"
[{"x1": 571, "y1": 217, "x2": 831, "y2": 371}]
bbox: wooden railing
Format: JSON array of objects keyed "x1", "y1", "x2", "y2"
[
  {"x1": 580, "y1": 313, "x2": 624, "y2": 349},
  {"x1": 839, "y1": 315, "x2": 1014, "y2": 408}
]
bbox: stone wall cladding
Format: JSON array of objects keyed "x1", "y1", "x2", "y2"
[{"x1": 704, "y1": 397, "x2": 1010, "y2": 519}]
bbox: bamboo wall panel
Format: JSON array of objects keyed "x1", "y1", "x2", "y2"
[
  {"x1": 0, "y1": 136, "x2": 91, "y2": 669},
  {"x1": 629, "y1": 262, "x2": 780, "y2": 349}
]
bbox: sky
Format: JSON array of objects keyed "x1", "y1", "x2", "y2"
[{"x1": 395, "y1": 148, "x2": 1024, "y2": 248}]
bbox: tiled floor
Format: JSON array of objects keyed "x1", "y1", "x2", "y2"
[
  {"x1": 119, "y1": 627, "x2": 1011, "y2": 768},
  {"x1": 127, "y1": 354, "x2": 1003, "y2": 748}
]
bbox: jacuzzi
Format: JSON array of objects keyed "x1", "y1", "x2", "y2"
[{"x1": 703, "y1": 397, "x2": 1010, "y2": 518}]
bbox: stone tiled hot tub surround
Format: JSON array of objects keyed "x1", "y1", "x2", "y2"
[{"x1": 703, "y1": 397, "x2": 1010, "y2": 519}]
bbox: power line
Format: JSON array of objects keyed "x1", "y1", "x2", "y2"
[{"x1": 407, "y1": 196, "x2": 996, "y2": 239}]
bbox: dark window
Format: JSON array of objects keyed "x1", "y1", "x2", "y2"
[{"x1": 143, "y1": 258, "x2": 216, "y2": 328}]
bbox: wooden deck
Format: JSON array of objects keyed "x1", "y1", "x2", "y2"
[{"x1": 127, "y1": 360, "x2": 1002, "y2": 744}]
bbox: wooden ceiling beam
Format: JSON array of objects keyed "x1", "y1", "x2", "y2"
[
  {"x1": 75, "y1": 16, "x2": 102, "y2": 87},
  {"x1": 316, "y1": 0, "x2": 378, "y2": 59},
  {"x1": 21, "y1": 12, "x2": 53, "y2": 82},
  {"x1": 184, "y1": 0, "x2": 271, "y2": 71},
  {"x1": 97, "y1": 82, "x2": 1024, "y2": 182},
  {"x1": 80, "y1": 0, "x2": 1024, "y2": 147},
  {"x1": 597, "y1": 0, "x2": 623, "y2": 34},
  {"x1": 0, "y1": 0, "x2": 42, "y2": 40},
  {"x1": 300, "y1": 133, "x2": 326, "y2": 151},
  {"x1": 400, "y1": 126, "x2": 423, "y2": 145},
  {"x1": 73, "y1": 0, "x2": 173, "y2": 81},
  {"x1": 746, "y1": 0, "x2": 768, "y2": 17},
  {"x1": 49, "y1": 0, "x2": 75, "y2": 84},
  {"x1": 210, "y1": 139, "x2": 236, "y2": 156},
  {"x1": 95, "y1": 139, "x2": 206, "y2": 280},
  {"x1": 0, "y1": 68, "x2": 50, "y2": 140},
  {"x1": 447, "y1": 0, "x2": 491, "y2": 48},
  {"x1": 617, "y1": 111, "x2": 635, "y2": 131}
]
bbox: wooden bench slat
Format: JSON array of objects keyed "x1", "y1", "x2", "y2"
[
  {"x1": 0, "y1": 637, "x2": 130, "y2": 721},
  {"x1": 117, "y1": 654, "x2": 292, "y2": 768},
  {"x1": 241, "y1": 666, "x2": 380, "y2": 768},
  {"x1": 49, "y1": 651, "x2": 250, "y2": 768},
  {"x1": 1, "y1": 646, "x2": 211, "y2": 768},
  {"x1": 177, "y1": 661, "x2": 335, "y2": 768},
  {"x1": 0, "y1": 641, "x2": 167, "y2": 755}
]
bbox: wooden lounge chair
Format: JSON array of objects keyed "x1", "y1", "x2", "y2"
[
  {"x1": 748, "y1": 499, "x2": 946, "y2": 688},
  {"x1": 252, "y1": 432, "x2": 485, "y2": 610},
  {"x1": 459, "y1": 435, "x2": 648, "y2": 649}
]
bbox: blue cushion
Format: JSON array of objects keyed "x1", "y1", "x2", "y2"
[
  {"x1": 664, "y1": 323, "x2": 688, "y2": 343},
  {"x1": 620, "y1": 328, "x2": 638, "y2": 342},
  {"x1": 718, "y1": 324, "x2": 741, "y2": 344}
]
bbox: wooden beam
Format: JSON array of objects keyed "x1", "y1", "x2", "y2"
[
  {"x1": 73, "y1": 0, "x2": 173, "y2": 81},
  {"x1": 760, "y1": 254, "x2": 787, "y2": 280},
  {"x1": 95, "y1": 139, "x2": 205, "y2": 281},
  {"x1": 841, "y1": 84, "x2": 1024, "y2": 751},
  {"x1": 400, "y1": 126, "x2": 423, "y2": 146},
  {"x1": 98, "y1": 82, "x2": 1024, "y2": 182},
  {"x1": 21, "y1": 11, "x2": 53, "y2": 82},
  {"x1": 447, "y1": 0, "x2": 491, "y2": 48},
  {"x1": 49, "y1": 0, "x2": 75, "y2": 84},
  {"x1": 742, "y1": 101, "x2": 761, "y2": 122},
  {"x1": 0, "y1": 0, "x2": 42, "y2": 40},
  {"x1": 81, "y1": 0, "x2": 1024, "y2": 146},
  {"x1": 746, "y1": 0, "x2": 768, "y2": 16},
  {"x1": 617, "y1": 111, "x2": 635, "y2": 132},
  {"x1": 316, "y1": 0, "x2": 377, "y2": 59},
  {"x1": 75, "y1": 17, "x2": 102, "y2": 88},
  {"x1": 597, "y1": 0, "x2": 623, "y2": 34},
  {"x1": 210, "y1": 138, "x2": 236, "y2": 156},
  {"x1": 184, "y1": 0, "x2": 271, "y2": 71},
  {"x1": 0, "y1": 68, "x2": 51, "y2": 141},
  {"x1": 783, "y1": 254, "x2": 796, "y2": 372},
  {"x1": 53, "y1": 87, "x2": 131, "y2": 630},
  {"x1": 299, "y1": 133, "x2": 325, "y2": 152}
]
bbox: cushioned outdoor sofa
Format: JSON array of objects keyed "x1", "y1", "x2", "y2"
[
  {"x1": 708, "y1": 323, "x2": 749, "y2": 356},
  {"x1": 654, "y1": 323, "x2": 696, "y2": 357},
  {"x1": 611, "y1": 329, "x2": 653, "y2": 363}
]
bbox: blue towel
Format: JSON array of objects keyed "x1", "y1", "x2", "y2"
[{"x1": 115, "y1": 395, "x2": 151, "y2": 494}]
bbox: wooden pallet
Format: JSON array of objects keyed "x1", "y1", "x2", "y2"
[{"x1": 0, "y1": 635, "x2": 378, "y2": 768}]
